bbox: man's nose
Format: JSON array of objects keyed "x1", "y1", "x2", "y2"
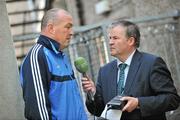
[
  {"x1": 109, "y1": 39, "x2": 113, "y2": 45},
  {"x1": 69, "y1": 30, "x2": 74, "y2": 36}
]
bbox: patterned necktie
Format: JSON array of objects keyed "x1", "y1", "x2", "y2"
[{"x1": 118, "y1": 63, "x2": 127, "y2": 95}]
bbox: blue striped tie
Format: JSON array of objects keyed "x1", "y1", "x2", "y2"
[{"x1": 118, "y1": 63, "x2": 127, "y2": 95}]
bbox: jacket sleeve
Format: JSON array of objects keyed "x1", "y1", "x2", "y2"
[
  {"x1": 20, "y1": 45, "x2": 52, "y2": 120},
  {"x1": 138, "y1": 57, "x2": 180, "y2": 117},
  {"x1": 86, "y1": 67, "x2": 105, "y2": 117}
]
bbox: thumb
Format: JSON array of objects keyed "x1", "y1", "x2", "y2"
[{"x1": 121, "y1": 96, "x2": 130, "y2": 101}]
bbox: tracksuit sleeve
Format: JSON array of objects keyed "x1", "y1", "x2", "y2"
[{"x1": 20, "y1": 45, "x2": 52, "y2": 120}]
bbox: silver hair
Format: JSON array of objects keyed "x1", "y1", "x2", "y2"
[{"x1": 41, "y1": 8, "x2": 70, "y2": 30}]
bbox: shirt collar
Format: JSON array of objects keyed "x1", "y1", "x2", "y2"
[{"x1": 117, "y1": 50, "x2": 136, "y2": 68}]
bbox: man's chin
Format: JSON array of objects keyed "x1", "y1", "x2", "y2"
[
  {"x1": 110, "y1": 52, "x2": 115, "y2": 56},
  {"x1": 65, "y1": 43, "x2": 70, "y2": 47}
]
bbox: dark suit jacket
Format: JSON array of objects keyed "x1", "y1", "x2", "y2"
[{"x1": 86, "y1": 50, "x2": 180, "y2": 120}]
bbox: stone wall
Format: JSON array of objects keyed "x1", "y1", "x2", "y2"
[
  {"x1": 66, "y1": 0, "x2": 180, "y2": 92},
  {"x1": 66, "y1": 0, "x2": 180, "y2": 24}
]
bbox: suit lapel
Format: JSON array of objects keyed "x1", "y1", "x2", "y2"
[
  {"x1": 124, "y1": 50, "x2": 142, "y2": 95},
  {"x1": 109, "y1": 60, "x2": 118, "y2": 96}
]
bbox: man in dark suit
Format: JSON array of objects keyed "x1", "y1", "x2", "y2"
[{"x1": 82, "y1": 20, "x2": 180, "y2": 120}]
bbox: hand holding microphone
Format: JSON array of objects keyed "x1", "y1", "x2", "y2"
[
  {"x1": 81, "y1": 77, "x2": 96, "y2": 94},
  {"x1": 74, "y1": 57, "x2": 95, "y2": 101}
]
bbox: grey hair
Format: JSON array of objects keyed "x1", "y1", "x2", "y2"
[
  {"x1": 108, "y1": 20, "x2": 140, "y2": 48},
  {"x1": 41, "y1": 8, "x2": 70, "y2": 30}
]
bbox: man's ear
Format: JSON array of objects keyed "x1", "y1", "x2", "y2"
[
  {"x1": 47, "y1": 23, "x2": 55, "y2": 35},
  {"x1": 128, "y1": 37, "x2": 136, "y2": 46}
]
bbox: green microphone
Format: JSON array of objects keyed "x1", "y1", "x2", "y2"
[
  {"x1": 74, "y1": 57, "x2": 94, "y2": 100},
  {"x1": 74, "y1": 57, "x2": 89, "y2": 77}
]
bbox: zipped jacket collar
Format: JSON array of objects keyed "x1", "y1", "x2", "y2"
[{"x1": 37, "y1": 35, "x2": 63, "y2": 54}]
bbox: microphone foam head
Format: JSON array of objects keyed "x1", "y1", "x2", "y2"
[{"x1": 74, "y1": 57, "x2": 88, "y2": 73}]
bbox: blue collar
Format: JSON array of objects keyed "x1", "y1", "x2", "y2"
[{"x1": 37, "y1": 35, "x2": 63, "y2": 55}]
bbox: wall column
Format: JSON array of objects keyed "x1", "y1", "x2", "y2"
[{"x1": 0, "y1": 1, "x2": 24, "y2": 119}]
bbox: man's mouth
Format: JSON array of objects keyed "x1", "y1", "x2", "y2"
[{"x1": 110, "y1": 47, "x2": 114, "y2": 50}]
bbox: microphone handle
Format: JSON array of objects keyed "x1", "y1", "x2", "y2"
[
  {"x1": 82, "y1": 73, "x2": 94, "y2": 101},
  {"x1": 87, "y1": 91, "x2": 94, "y2": 101},
  {"x1": 82, "y1": 73, "x2": 88, "y2": 78}
]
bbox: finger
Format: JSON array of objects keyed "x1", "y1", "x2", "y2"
[
  {"x1": 83, "y1": 83, "x2": 92, "y2": 88},
  {"x1": 121, "y1": 96, "x2": 131, "y2": 100},
  {"x1": 122, "y1": 102, "x2": 130, "y2": 112},
  {"x1": 82, "y1": 85, "x2": 91, "y2": 92},
  {"x1": 82, "y1": 80, "x2": 90, "y2": 84},
  {"x1": 82, "y1": 82, "x2": 93, "y2": 90},
  {"x1": 82, "y1": 77, "x2": 88, "y2": 81}
]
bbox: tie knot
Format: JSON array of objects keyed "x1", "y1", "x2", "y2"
[{"x1": 119, "y1": 63, "x2": 127, "y2": 71}]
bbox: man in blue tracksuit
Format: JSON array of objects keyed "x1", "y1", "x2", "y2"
[{"x1": 20, "y1": 8, "x2": 88, "y2": 120}]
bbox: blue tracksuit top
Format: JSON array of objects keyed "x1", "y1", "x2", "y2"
[{"x1": 20, "y1": 35, "x2": 88, "y2": 120}]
